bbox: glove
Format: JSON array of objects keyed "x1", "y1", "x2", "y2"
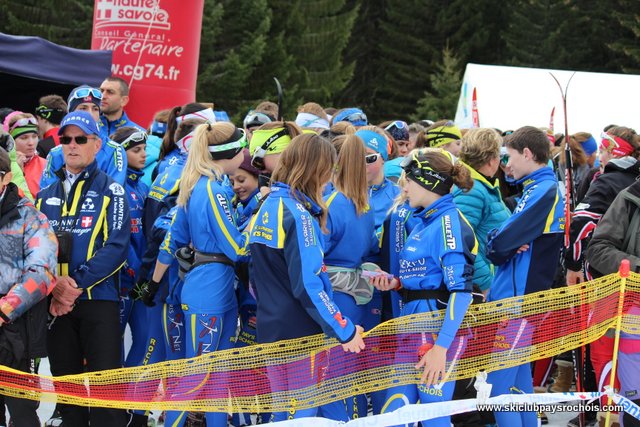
[
  {"x1": 128, "y1": 278, "x2": 146, "y2": 301},
  {"x1": 140, "y1": 279, "x2": 161, "y2": 307}
]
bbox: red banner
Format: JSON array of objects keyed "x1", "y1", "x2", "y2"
[
  {"x1": 91, "y1": 0, "x2": 204, "y2": 128},
  {"x1": 471, "y1": 87, "x2": 479, "y2": 128}
]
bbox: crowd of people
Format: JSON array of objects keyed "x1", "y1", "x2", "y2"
[{"x1": 0, "y1": 76, "x2": 638, "y2": 427}]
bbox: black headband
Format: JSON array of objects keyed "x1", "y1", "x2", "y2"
[
  {"x1": 208, "y1": 128, "x2": 247, "y2": 160},
  {"x1": 35, "y1": 105, "x2": 65, "y2": 125}
]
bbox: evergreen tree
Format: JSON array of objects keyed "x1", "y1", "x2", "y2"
[
  {"x1": 196, "y1": 0, "x2": 270, "y2": 122},
  {"x1": 1, "y1": 0, "x2": 93, "y2": 48},
  {"x1": 292, "y1": 0, "x2": 359, "y2": 106},
  {"x1": 441, "y1": 0, "x2": 509, "y2": 66},
  {"x1": 241, "y1": 0, "x2": 303, "y2": 120},
  {"x1": 412, "y1": 46, "x2": 463, "y2": 122},
  {"x1": 609, "y1": 0, "x2": 640, "y2": 73},
  {"x1": 370, "y1": 0, "x2": 438, "y2": 122},
  {"x1": 335, "y1": 0, "x2": 382, "y2": 117},
  {"x1": 503, "y1": 0, "x2": 568, "y2": 67}
]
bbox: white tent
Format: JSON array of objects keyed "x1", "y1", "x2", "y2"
[{"x1": 454, "y1": 63, "x2": 640, "y2": 138}]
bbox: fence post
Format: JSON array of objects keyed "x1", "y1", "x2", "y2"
[{"x1": 605, "y1": 259, "x2": 629, "y2": 426}]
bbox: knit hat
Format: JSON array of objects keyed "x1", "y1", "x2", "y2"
[
  {"x1": 8, "y1": 114, "x2": 38, "y2": 140},
  {"x1": 67, "y1": 85, "x2": 102, "y2": 113},
  {"x1": 579, "y1": 135, "x2": 598, "y2": 157},
  {"x1": 238, "y1": 149, "x2": 260, "y2": 177},
  {"x1": 426, "y1": 122, "x2": 462, "y2": 148},
  {"x1": 356, "y1": 129, "x2": 388, "y2": 161}
]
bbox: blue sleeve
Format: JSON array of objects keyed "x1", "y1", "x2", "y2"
[
  {"x1": 73, "y1": 184, "x2": 131, "y2": 289},
  {"x1": 103, "y1": 142, "x2": 127, "y2": 186},
  {"x1": 435, "y1": 213, "x2": 475, "y2": 349},
  {"x1": 39, "y1": 148, "x2": 63, "y2": 190},
  {"x1": 158, "y1": 206, "x2": 189, "y2": 265},
  {"x1": 486, "y1": 183, "x2": 558, "y2": 265},
  {"x1": 283, "y1": 209, "x2": 356, "y2": 343},
  {"x1": 435, "y1": 292, "x2": 472, "y2": 349},
  {"x1": 205, "y1": 180, "x2": 249, "y2": 262}
]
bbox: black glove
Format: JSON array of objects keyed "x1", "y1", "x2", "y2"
[
  {"x1": 129, "y1": 279, "x2": 160, "y2": 307},
  {"x1": 140, "y1": 279, "x2": 161, "y2": 307},
  {"x1": 128, "y1": 278, "x2": 146, "y2": 301}
]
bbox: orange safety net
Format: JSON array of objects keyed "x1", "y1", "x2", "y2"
[{"x1": 0, "y1": 271, "x2": 637, "y2": 413}]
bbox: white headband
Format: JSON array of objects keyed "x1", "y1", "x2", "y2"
[
  {"x1": 176, "y1": 108, "x2": 216, "y2": 124},
  {"x1": 175, "y1": 130, "x2": 196, "y2": 154},
  {"x1": 295, "y1": 112, "x2": 330, "y2": 130}
]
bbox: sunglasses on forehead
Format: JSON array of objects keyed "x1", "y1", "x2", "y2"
[
  {"x1": 70, "y1": 87, "x2": 102, "y2": 101},
  {"x1": 9, "y1": 117, "x2": 37, "y2": 131},
  {"x1": 60, "y1": 135, "x2": 97, "y2": 145},
  {"x1": 120, "y1": 131, "x2": 147, "y2": 149}
]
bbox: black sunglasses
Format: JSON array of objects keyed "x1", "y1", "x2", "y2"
[{"x1": 60, "y1": 135, "x2": 96, "y2": 145}]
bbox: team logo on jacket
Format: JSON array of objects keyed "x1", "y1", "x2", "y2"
[
  {"x1": 109, "y1": 183, "x2": 125, "y2": 196},
  {"x1": 333, "y1": 312, "x2": 347, "y2": 328},
  {"x1": 82, "y1": 198, "x2": 95, "y2": 211},
  {"x1": 45, "y1": 197, "x2": 62, "y2": 206},
  {"x1": 443, "y1": 215, "x2": 456, "y2": 250},
  {"x1": 81, "y1": 216, "x2": 93, "y2": 228}
]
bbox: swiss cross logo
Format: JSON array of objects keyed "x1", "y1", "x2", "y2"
[{"x1": 81, "y1": 216, "x2": 93, "y2": 228}]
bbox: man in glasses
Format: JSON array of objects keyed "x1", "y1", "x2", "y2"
[
  {"x1": 99, "y1": 77, "x2": 144, "y2": 137},
  {"x1": 36, "y1": 111, "x2": 130, "y2": 427},
  {"x1": 0, "y1": 146, "x2": 57, "y2": 426},
  {"x1": 39, "y1": 85, "x2": 127, "y2": 190}
]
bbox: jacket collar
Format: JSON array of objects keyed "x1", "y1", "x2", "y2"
[
  {"x1": 413, "y1": 193, "x2": 455, "y2": 222},
  {"x1": 127, "y1": 168, "x2": 144, "y2": 183},
  {"x1": 519, "y1": 166, "x2": 556, "y2": 189},
  {"x1": 54, "y1": 160, "x2": 99, "y2": 183},
  {"x1": 271, "y1": 182, "x2": 322, "y2": 216},
  {"x1": 462, "y1": 161, "x2": 499, "y2": 189}
]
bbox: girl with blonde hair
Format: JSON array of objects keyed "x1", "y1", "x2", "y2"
[
  {"x1": 148, "y1": 121, "x2": 248, "y2": 427},
  {"x1": 455, "y1": 127, "x2": 510, "y2": 295}
]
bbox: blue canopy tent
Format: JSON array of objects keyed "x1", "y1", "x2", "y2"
[{"x1": 0, "y1": 32, "x2": 112, "y2": 115}]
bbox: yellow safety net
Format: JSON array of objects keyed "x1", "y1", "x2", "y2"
[{"x1": 0, "y1": 271, "x2": 637, "y2": 414}]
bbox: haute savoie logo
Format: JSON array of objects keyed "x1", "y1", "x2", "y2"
[{"x1": 95, "y1": 0, "x2": 171, "y2": 31}]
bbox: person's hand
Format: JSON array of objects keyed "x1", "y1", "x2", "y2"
[
  {"x1": 516, "y1": 244, "x2": 530, "y2": 254},
  {"x1": 566, "y1": 269, "x2": 584, "y2": 286},
  {"x1": 369, "y1": 271, "x2": 398, "y2": 291},
  {"x1": 416, "y1": 344, "x2": 447, "y2": 387},
  {"x1": 128, "y1": 278, "x2": 146, "y2": 301},
  {"x1": 139, "y1": 279, "x2": 161, "y2": 307},
  {"x1": 15, "y1": 151, "x2": 27, "y2": 169},
  {"x1": 52, "y1": 276, "x2": 82, "y2": 306},
  {"x1": 341, "y1": 325, "x2": 365, "y2": 353},
  {"x1": 49, "y1": 298, "x2": 75, "y2": 316}
]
